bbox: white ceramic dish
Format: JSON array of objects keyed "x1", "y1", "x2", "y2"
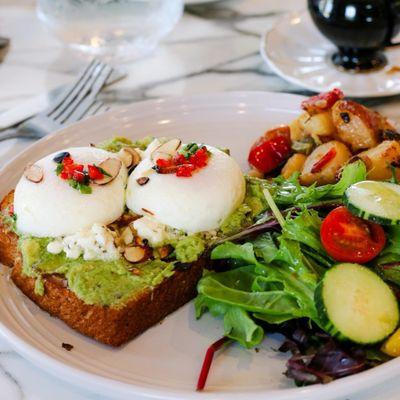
[
  {"x1": 0, "y1": 92, "x2": 399, "y2": 400},
  {"x1": 260, "y1": 10, "x2": 400, "y2": 98},
  {"x1": 184, "y1": 0, "x2": 220, "y2": 5}
]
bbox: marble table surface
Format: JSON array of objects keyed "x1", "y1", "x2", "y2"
[{"x1": 1, "y1": 1, "x2": 400, "y2": 399}]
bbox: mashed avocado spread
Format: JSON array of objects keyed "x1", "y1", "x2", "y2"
[
  {"x1": 220, "y1": 176, "x2": 269, "y2": 235},
  {"x1": 19, "y1": 237, "x2": 175, "y2": 308}
]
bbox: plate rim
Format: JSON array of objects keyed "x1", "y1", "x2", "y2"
[
  {"x1": 260, "y1": 9, "x2": 400, "y2": 98},
  {"x1": 0, "y1": 91, "x2": 399, "y2": 400}
]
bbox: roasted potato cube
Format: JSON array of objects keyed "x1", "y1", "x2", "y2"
[
  {"x1": 300, "y1": 141, "x2": 352, "y2": 186},
  {"x1": 357, "y1": 140, "x2": 400, "y2": 181},
  {"x1": 289, "y1": 115, "x2": 307, "y2": 141},
  {"x1": 299, "y1": 111, "x2": 336, "y2": 138},
  {"x1": 281, "y1": 153, "x2": 307, "y2": 179},
  {"x1": 331, "y1": 100, "x2": 381, "y2": 152}
]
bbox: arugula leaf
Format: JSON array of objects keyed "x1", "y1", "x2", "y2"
[
  {"x1": 252, "y1": 233, "x2": 278, "y2": 264},
  {"x1": 195, "y1": 295, "x2": 264, "y2": 348},
  {"x1": 248, "y1": 161, "x2": 366, "y2": 209},
  {"x1": 376, "y1": 226, "x2": 400, "y2": 265},
  {"x1": 211, "y1": 242, "x2": 258, "y2": 265}
]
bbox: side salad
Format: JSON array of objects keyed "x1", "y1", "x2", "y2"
[{"x1": 195, "y1": 91, "x2": 400, "y2": 389}]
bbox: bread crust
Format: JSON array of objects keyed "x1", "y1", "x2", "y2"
[
  {"x1": 0, "y1": 191, "x2": 204, "y2": 346},
  {"x1": 0, "y1": 191, "x2": 18, "y2": 267}
]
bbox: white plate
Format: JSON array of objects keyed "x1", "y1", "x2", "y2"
[
  {"x1": 260, "y1": 10, "x2": 400, "y2": 98},
  {"x1": 184, "y1": 0, "x2": 220, "y2": 4},
  {"x1": 0, "y1": 92, "x2": 399, "y2": 400}
]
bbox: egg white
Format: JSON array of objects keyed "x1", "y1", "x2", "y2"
[
  {"x1": 14, "y1": 147, "x2": 127, "y2": 237},
  {"x1": 126, "y1": 143, "x2": 245, "y2": 234}
]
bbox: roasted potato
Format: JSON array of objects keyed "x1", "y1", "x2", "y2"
[
  {"x1": 289, "y1": 115, "x2": 308, "y2": 141},
  {"x1": 357, "y1": 140, "x2": 400, "y2": 181},
  {"x1": 331, "y1": 100, "x2": 381, "y2": 152},
  {"x1": 281, "y1": 153, "x2": 307, "y2": 179},
  {"x1": 299, "y1": 111, "x2": 336, "y2": 140},
  {"x1": 300, "y1": 141, "x2": 352, "y2": 186}
]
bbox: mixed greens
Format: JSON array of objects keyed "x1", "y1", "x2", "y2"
[{"x1": 195, "y1": 160, "x2": 400, "y2": 386}]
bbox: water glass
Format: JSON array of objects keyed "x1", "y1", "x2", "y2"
[{"x1": 37, "y1": 0, "x2": 184, "y2": 61}]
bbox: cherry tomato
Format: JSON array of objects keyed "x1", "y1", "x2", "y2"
[
  {"x1": 301, "y1": 88, "x2": 344, "y2": 115},
  {"x1": 320, "y1": 206, "x2": 386, "y2": 263},
  {"x1": 248, "y1": 126, "x2": 291, "y2": 174}
]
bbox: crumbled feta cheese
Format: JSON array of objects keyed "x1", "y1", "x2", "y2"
[
  {"x1": 132, "y1": 215, "x2": 168, "y2": 247},
  {"x1": 46, "y1": 240, "x2": 63, "y2": 255},
  {"x1": 46, "y1": 223, "x2": 119, "y2": 261}
]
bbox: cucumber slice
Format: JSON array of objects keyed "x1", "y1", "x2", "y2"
[
  {"x1": 344, "y1": 180, "x2": 400, "y2": 225},
  {"x1": 315, "y1": 263, "x2": 399, "y2": 344}
]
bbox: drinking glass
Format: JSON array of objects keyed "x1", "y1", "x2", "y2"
[{"x1": 37, "y1": 0, "x2": 184, "y2": 61}]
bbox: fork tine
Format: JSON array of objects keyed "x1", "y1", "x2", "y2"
[
  {"x1": 49, "y1": 59, "x2": 104, "y2": 120},
  {"x1": 93, "y1": 103, "x2": 110, "y2": 116},
  {"x1": 82, "y1": 101, "x2": 109, "y2": 119},
  {"x1": 46, "y1": 59, "x2": 98, "y2": 115},
  {"x1": 57, "y1": 65, "x2": 113, "y2": 124}
]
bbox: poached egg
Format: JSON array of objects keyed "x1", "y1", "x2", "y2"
[
  {"x1": 126, "y1": 140, "x2": 245, "y2": 234},
  {"x1": 14, "y1": 147, "x2": 127, "y2": 237}
]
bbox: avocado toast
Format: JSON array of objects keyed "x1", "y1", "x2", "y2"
[{"x1": 0, "y1": 136, "x2": 253, "y2": 346}]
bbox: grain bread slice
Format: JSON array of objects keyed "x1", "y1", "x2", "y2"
[{"x1": 0, "y1": 191, "x2": 204, "y2": 346}]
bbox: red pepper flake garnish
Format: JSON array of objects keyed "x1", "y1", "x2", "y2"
[
  {"x1": 311, "y1": 148, "x2": 337, "y2": 173},
  {"x1": 196, "y1": 337, "x2": 231, "y2": 391},
  {"x1": 8, "y1": 204, "x2": 14, "y2": 216},
  {"x1": 88, "y1": 164, "x2": 104, "y2": 180},
  {"x1": 154, "y1": 143, "x2": 211, "y2": 178},
  {"x1": 54, "y1": 155, "x2": 101, "y2": 194},
  {"x1": 176, "y1": 164, "x2": 195, "y2": 177}
]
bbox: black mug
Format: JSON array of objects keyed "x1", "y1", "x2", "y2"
[{"x1": 308, "y1": 0, "x2": 400, "y2": 71}]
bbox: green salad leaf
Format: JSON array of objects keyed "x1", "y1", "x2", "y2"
[
  {"x1": 196, "y1": 208, "x2": 334, "y2": 347},
  {"x1": 256, "y1": 160, "x2": 367, "y2": 207}
]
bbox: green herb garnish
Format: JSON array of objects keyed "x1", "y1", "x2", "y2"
[{"x1": 68, "y1": 179, "x2": 92, "y2": 194}]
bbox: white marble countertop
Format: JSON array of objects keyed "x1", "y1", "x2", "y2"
[{"x1": 1, "y1": 1, "x2": 400, "y2": 399}]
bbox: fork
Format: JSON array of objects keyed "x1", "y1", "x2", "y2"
[{"x1": 0, "y1": 59, "x2": 113, "y2": 142}]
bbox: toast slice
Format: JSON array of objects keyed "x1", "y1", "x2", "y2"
[{"x1": 0, "y1": 191, "x2": 204, "y2": 346}]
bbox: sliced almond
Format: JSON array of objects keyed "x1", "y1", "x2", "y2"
[
  {"x1": 118, "y1": 147, "x2": 141, "y2": 168},
  {"x1": 151, "y1": 139, "x2": 181, "y2": 162},
  {"x1": 131, "y1": 268, "x2": 141, "y2": 276},
  {"x1": 124, "y1": 246, "x2": 146, "y2": 263},
  {"x1": 158, "y1": 245, "x2": 172, "y2": 260},
  {"x1": 121, "y1": 226, "x2": 134, "y2": 245},
  {"x1": 24, "y1": 164, "x2": 43, "y2": 183},
  {"x1": 93, "y1": 158, "x2": 122, "y2": 185}
]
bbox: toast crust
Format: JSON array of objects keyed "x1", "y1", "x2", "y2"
[
  {"x1": 0, "y1": 191, "x2": 204, "y2": 346},
  {"x1": 0, "y1": 191, "x2": 18, "y2": 267}
]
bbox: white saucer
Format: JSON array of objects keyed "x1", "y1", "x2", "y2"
[{"x1": 260, "y1": 10, "x2": 400, "y2": 98}]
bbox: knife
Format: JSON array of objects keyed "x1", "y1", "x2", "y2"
[{"x1": 0, "y1": 69, "x2": 126, "y2": 132}]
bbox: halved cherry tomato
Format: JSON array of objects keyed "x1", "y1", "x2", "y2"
[
  {"x1": 248, "y1": 126, "x2": 291, "y2": 174},
  {"x1": 301, "y1": 88, "x2": 344, "y2": 115},
  {"x1": 320, "y1": 206, "x2": 386, "y2": 263}
]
